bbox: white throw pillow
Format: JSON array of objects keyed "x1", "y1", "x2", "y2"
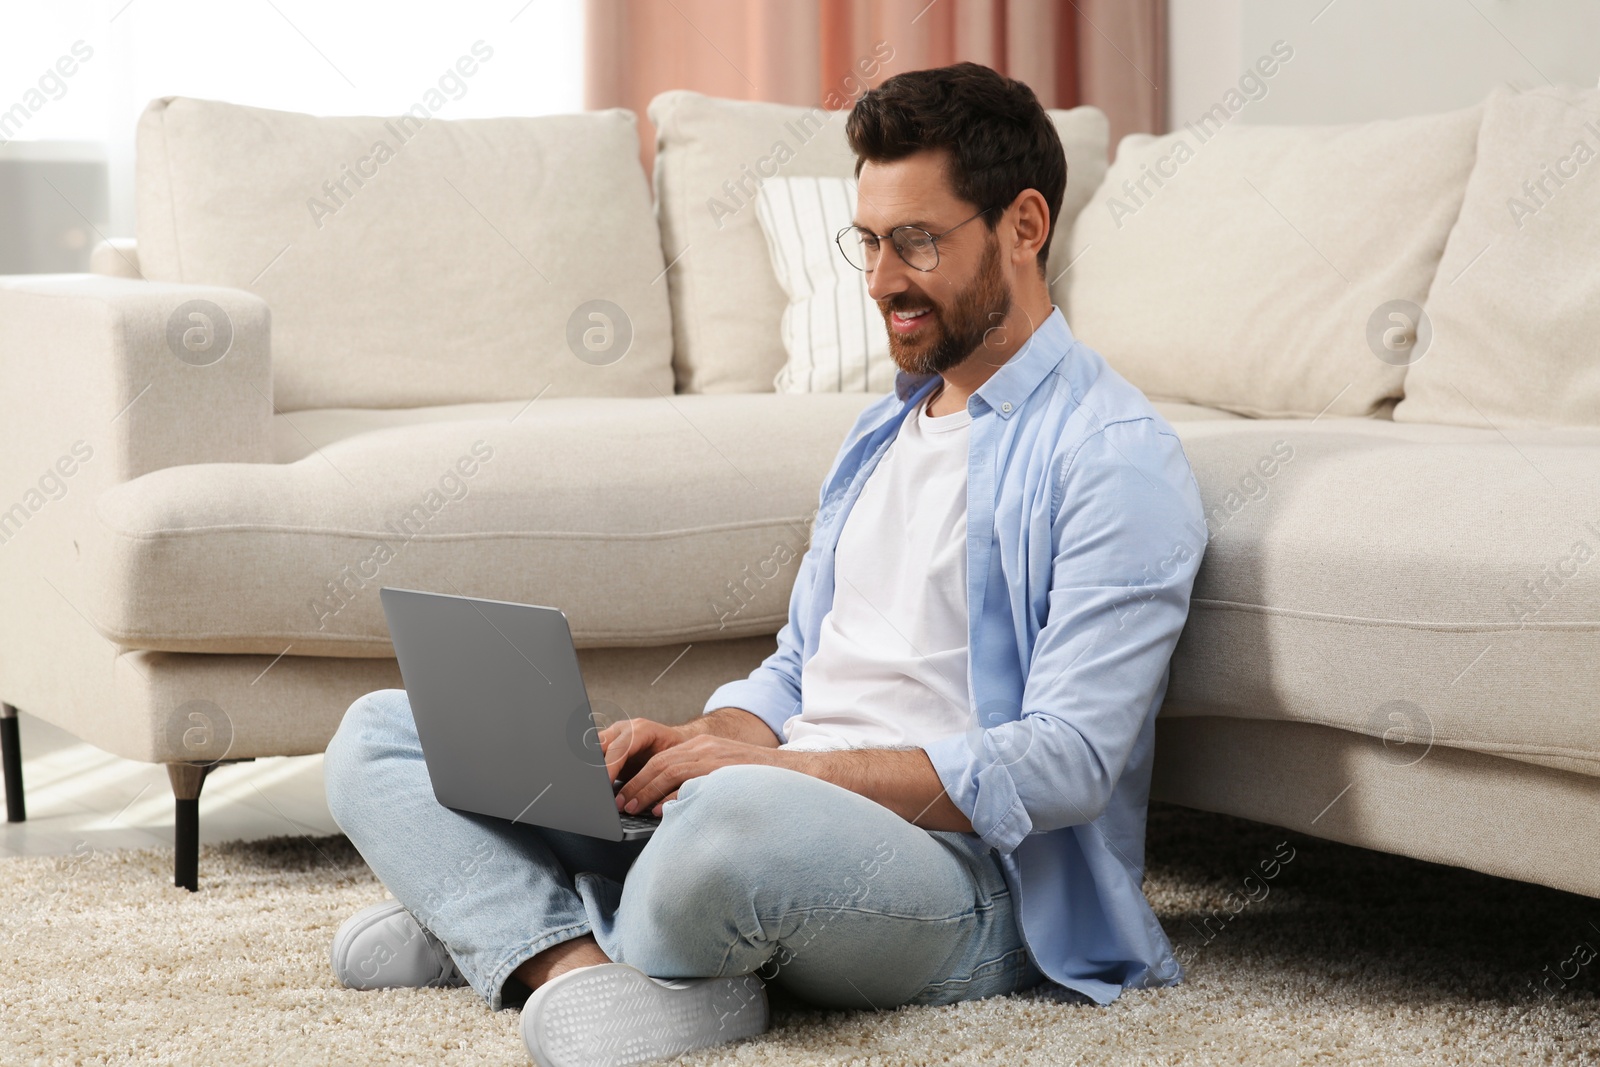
[{"x1": 756, "y1": 176, "x2": 894, "y2": 394}]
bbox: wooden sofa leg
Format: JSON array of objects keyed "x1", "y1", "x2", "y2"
[
  {"x1": 2, "y1": 703, "x2": 23, "y2": 823},
  {"x1": 167, "y1": 762, "x2": 211, "y2": 892}
]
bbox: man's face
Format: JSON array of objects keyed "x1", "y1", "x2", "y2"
[{"x1": 854, "y1": 150, "x2": 1013, "y2": 377}]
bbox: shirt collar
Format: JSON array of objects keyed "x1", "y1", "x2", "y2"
[{"x1": 892, "y1": 305, "x2": 1076, "y2": 421}]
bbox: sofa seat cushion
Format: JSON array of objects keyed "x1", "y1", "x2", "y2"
[
  {"x1": 271, "y1": 400, "x2": 534, "y2": 463},
  {"x1": 1150, "y1": 401, "x2": 1247, "y2": 422},
  {"x1": 87, "y1": 394, "x2": 877, "y2": 657},
  {"x1": 1164, "y1": 417, "x2": 1600, "y2": 776}
]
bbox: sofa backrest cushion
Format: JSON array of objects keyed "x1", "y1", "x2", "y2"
[
  {"x1": 1395, "y1": 86, "x2": 1600, "y2": 428},
  {"x1": 650, "y1": 90, "x2": 1110, "y2": 394},
  {"x1": 1058, "y1": 103, "x2": 1483, "y2": 419},
  {"x1": 137, "y1": 97, "x2": 674, "y2": 412}
]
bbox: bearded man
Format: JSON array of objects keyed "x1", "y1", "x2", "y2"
[{"x1": 323, "y1": 61, "x2": 1207, "y2": 1067}]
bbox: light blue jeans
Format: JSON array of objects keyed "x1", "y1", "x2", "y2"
[{"x1": 323, "y1": 689, "x2": 1045, "y2": 1011}]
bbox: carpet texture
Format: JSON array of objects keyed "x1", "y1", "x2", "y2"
[{"x1": 3, "y1": 804, "x2": 1597, "y2": 1065}]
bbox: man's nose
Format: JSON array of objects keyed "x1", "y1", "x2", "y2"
[{"x1": 865, "y1": 250, "x2": 914, "y2": 303}]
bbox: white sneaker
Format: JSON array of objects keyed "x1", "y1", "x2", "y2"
[
  {"x1": 329, "y1": 900, "x2": 466, "y2": 990},
  {"x1": 520, "y1": 962, "x2": 768, "y2": 1067}
]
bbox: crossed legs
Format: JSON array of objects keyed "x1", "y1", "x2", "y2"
[{"x1": 323, "y1": 689, "x2": 1042, "y2": 1011}]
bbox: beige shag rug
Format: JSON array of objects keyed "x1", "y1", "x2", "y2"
[{"x1": 3, "y1": 805, "x2": 1597, "y2": 1066}]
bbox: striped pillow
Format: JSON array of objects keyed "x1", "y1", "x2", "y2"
[{"x1": 754, "y1": 176, "x2": 895, "y2": 393}]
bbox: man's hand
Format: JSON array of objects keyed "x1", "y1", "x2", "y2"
[
  {"x1": 613, "y1": 734, "x2": 790, "y2": 816},
  {"x1": 597, "y1": 717, "x2": 685, "y2": 788},
  {"x1": 598, "y1": 706, "x2": 781, "y2": 816},
  {"x1": 597, "y1": 706, "x2": 972, "y2": 833}
]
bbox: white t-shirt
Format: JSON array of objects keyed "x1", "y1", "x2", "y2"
[{"x1": 783, "y1": 389, "x2": 974, "y2": 751}]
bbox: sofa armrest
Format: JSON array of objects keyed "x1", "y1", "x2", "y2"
[{"x1": 0, "y1": 274, "x2": 272, "y2": 485}]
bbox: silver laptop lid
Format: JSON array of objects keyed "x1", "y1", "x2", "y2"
[{"x1": 379, "y1": 586, "x2": 627, "y2": 841}]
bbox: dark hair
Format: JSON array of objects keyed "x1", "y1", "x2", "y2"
[{"x1": 845, "y1": 62, "x2": 1066, "y2": 279}]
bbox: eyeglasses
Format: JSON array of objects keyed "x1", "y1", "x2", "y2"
[{"x1": 834, "y1": 206, "x2": 996, "y2": 272}]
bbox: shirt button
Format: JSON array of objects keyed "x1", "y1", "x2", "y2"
[{"x1": 1001, "y1": 401, "x2": 1013, "y2": 413}]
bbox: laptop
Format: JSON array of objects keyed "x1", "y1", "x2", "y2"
[{"x1": 379, "y1": 586, "x2": 661, "y2": 841}]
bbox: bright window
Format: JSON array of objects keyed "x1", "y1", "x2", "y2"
[{"x1": 0, "y1": 0, "x2": 585, "y2": 143}]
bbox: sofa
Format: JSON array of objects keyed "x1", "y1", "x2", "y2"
[{"x1": 1, "y1": 83, "x2": 1595, "y2": 896}]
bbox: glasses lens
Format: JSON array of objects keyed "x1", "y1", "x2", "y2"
[
  {"x1": 837, "y1": 228, "x2": 877, "y2": 270},
  {"x1": 894, "y1": 228, "x2": 938, "y2": 270}
]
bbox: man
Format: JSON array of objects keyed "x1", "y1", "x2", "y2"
[{"x1": 324, "y1": 62, "x2": 1206, "y2": 1067}]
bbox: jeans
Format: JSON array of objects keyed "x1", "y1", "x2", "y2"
[{"x1": 323, "y1": 689, "x2": 1045, "y2": 1011}]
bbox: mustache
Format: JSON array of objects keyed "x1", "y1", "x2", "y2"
[{"x1": 880, "y1": 294, "x2": 938, "y2": 314}]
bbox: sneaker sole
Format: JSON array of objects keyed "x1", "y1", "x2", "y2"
[
  {"x1": 330, "y1": 901, "x2": 410, "y2": 988},
  {"x1": 330, "y1": 900, "x2": 462, "y2": 990},
  {"x1": 522, "y1": 964, "x2": 768, "y2": 1067}
]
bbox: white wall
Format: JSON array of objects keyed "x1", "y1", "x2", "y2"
[
  {"x1": 0, "y1": 0, "x2": 585, "y2": 260},
  {"x1": 1167, "y1": 0, "x2": 1600, "y2": 131},
  {"x1": 1167, "y1": 0, "x2": 1241, "y2": 137}
]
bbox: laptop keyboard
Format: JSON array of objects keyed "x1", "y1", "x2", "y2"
[{"x1": 619, "y1": 812, "x2": 662, "y2": 833}]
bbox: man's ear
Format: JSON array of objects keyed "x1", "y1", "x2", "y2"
[{"x1": 1007, "y1": 189, "x2": 1052, "y2": 272}]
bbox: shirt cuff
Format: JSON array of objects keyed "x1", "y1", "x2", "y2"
[
  {"x1": 702, "y1": 675, "x2": 801, "y2": 743},
  {"x1": 922, "y1": 731, "x2": 1035, "y2": 854}
]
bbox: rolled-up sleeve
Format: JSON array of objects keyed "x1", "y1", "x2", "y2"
[
  {"x1": 922, "y1": 419, "x2": 1206, "y2": 856},
  {"x1": 701, "y1": 556, "x2": 812, "y2": 740}
]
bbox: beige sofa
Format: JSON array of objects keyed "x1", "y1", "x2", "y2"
[{"x1": 1, "y1": 86, "x2": 1595, "y2": 895}]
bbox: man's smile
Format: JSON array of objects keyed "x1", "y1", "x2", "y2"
[{"x1": 890, "y1": 306, "x2": 934, "y2": 332}]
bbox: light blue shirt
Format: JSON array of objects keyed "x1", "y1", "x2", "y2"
[{"x1": 703, "y1": 305, "x2": 1207, "y2": 1003}]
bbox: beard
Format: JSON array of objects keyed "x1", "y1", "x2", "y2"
[{"x1": 879, "y1": 234, "x2": 1014, "y2": 378}]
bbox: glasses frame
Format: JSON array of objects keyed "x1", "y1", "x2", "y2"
[{"x1": 834, "y1": 205, "x2": 998, "y2": 273}]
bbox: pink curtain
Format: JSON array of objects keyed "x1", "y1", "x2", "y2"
[{"x1": 586, "y1": 0, "x2": 1166, "y2": 174}]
